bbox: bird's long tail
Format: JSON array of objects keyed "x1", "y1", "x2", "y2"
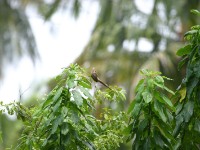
[{"x1": 98, "y1": 80, "x2": 112, "y2": 90}]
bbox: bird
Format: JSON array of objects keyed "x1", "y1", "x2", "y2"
[{"x1": 91, "y1": 68, "x2": 112, "y2": 90}]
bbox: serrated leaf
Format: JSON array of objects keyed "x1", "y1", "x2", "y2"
[
  {"x1": 176, "y1": 45, "x2": 192, "y2": 56},
  {"x1": 72, "y1": 90, "x2": 83, "y2": 106},
  {"x1": 142, "y1": 91, "x2": 153, "y2": 103}
]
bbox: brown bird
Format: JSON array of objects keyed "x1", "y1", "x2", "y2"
[{"x1": 91, "y1": 68, "x2": 111, "y2": 90}]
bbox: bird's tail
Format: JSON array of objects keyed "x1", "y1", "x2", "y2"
[{"x1": 98, "y1": 80, "x2": 112, "y2": 90}]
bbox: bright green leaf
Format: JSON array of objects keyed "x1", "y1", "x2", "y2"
[
  {"x1": 53, "y1": 87, "x2": 63, "y2": 102},
  {"x1": 142, "y1": 91, "x2": 153, "y2": 103}
]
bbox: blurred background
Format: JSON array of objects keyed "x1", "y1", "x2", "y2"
[{"x1": 0, "y1": 0, "x2": 200, "y2": 149}]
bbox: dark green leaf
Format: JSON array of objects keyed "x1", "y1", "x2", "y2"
[
  {"x1": 178, "y1": 57, "x2": 188, "y2": 70},
  {"x1": 194, "y1": 119, "x2": 200, "y2": 133},
  {"x1": 130, "y1": 102, "x2": 142, "y2": 118},
  {"x1": 138, "y1": 119, "x2": 148, "y2": 132},
  {"x1": 183, "y1": 101, "x2": 194, "y2": 122},
  {"x1": 186, "y1": 77, "x2": 199, "y2": 99},
  {"x1": 154, "y1": 119, "x2": 174, "y2": 141},
  {"x1": 155, "y1": 92, "x2": 173, "y2": 108},
  {"x1": 173, "y1": 114, "x2": 184, "y2": 137},
  {"x1": 176, "y1": 45, "x2": 192, "y2": 56},
  {"x1": 154, "y1": 101, "x2": 167, "y2": 122}
]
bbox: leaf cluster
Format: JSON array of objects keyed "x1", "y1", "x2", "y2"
[{"x1": 127, "y1": 69, "x2": 175, "y2": 149}]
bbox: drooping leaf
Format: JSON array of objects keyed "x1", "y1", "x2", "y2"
[
  {"x1": 183, "y1": 101, "x2": 194, "y2": 122},
  {"x1": 79, "y1": 86, "x2": 93, "y2": 99},
  {"x1": 154, "y1": 101, "x2": 167, "y2": 122},
  {"x1": 72, "y1": 90, "x2": 83, "y2": 106},
  {"x1": 53, "y1": 87, "x2": 63, "y2": 102},
  {"x1": 176, "y1": 45, "x2": 192, "y2": 56}
]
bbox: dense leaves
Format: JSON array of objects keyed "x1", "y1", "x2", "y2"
[
  {"x1": 174, "y1": 9, "x2": 200, "y2": 149},
  {"x1": 127, "y1": 70, "x2": 175, "y2": 149},
  {"x1": 0, "y1": 64, "x2": 127, "y2": 150}
]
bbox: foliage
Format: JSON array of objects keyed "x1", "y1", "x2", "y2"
[
  {"x1": 127, "y1": 69, "x2": 175, "y2": 149},
  {"x1": 174, "y1": 9, "x2": 200, "y2": 149},
  {"x1": 1, "y1": 8, "x2": 200, "y2": 149},
  {"x1": 0, "y1": 64, "x2": 127, "y2": 150}
]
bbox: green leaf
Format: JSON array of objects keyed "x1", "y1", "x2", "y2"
[
  {"x1": 67, "y1": 78, "x2": 76, "y2": 88},
  {"x1": 154, "y1": 119, "x2": 174, "y2": 141},
  {"x1": 138, "y1": 119, "x2": 148, "y2": 132},
  {"x1": 183, "y1": 101, "x2": 194, "y2": 122},
  {"x1": 78, "y1": 78, "x2": 92, "y2": 89},
  {"x1": 191, "y1": 9, "x2": 200, "y2": 16},
  {"x1": 154, "y1": 101, "x2": 167, "y2": 122},
  {"x1": 42, "y1": 94, "x2": 54, "y2": 109},
  {"x1": 155, "y1": 76, "x2": 164, "y2": 85},
  {"x1": 79, "y1": 86, "x2": 93, "y2": 99},
  {"x1": 72, "y1": 90, "x2": 83, "y2": 106},
  {"x1": 194, "y1": 119, "x2": 200, "y2": 133},
  {"x1": 159, "y1": 93, "x2": 174, "y2": 110},
  {"x1": 176, "y1": 45, "x2": 192, "y2": 56},
  {"x1": 61, "y1": 122, "x2": 69, "y2": 135},
  {"x1": 53, "y1": 87, "x2": 63, "y2": 102},
  {"x1": 128, "y1": 100, "x2": 136, "y2": 114},
  {"x1": 184, "y1": 30, "x2": 198, "y2": 37},
  {"x1": 135, "y1": 79, "x2": 145, "y2": 92},
  {"x1": 173, "y1": 114, "x2": 184, "y2": 137},
  {"x1": 53, "y1": 99, "x2": 62, "y2": 113},
  {"x1": 130, "y1": 102, "x2": 142, "y2": 118},
  {"x1": 51, "y1": 114, "x2": 63, "y2": 134},
  {"x1": 186, "y1": 77, "x2": 199, "y2": 99},
  {"x1": 142, "y1": 91, "x2": 153, "y2": 103},
  {"x1": 178, "y1": 57, "x2": 188, "y2": 70},
  {"x1": 163, "y1": 86, "x2": 175, "y2": 95}
]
